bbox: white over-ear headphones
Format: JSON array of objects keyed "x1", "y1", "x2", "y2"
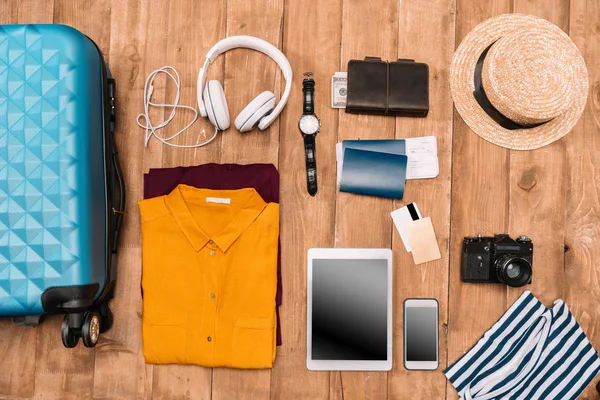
[{"x1": 197, "y1": 36, "x2": 293, "y2": 132}]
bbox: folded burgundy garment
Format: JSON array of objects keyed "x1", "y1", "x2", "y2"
[{"x1": 144, "y1": 163, "x2": 283, "y2": 346}]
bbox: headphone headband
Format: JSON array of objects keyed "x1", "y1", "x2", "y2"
[{"x1": 197, "y1": 36, "x2": 292, "y2": 130}]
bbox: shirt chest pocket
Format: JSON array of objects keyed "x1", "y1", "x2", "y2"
[
  {"x1": 232, "y1": 317, "x2": 274, "y2": 369},
  {"x1": 142, "y1": 312, "x2": 187, "y2": 365}
]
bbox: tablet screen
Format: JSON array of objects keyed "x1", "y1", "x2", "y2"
[{"x1": 311, "y1": 258, "x2": 388, "y2": 361}]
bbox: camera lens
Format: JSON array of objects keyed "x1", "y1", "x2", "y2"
[
  {"x1": 495, "y1": 256, "x2": 532, "y2": 287},
  {"x1": 506, "y1": 263, "x2": 521, "y2": 279}
]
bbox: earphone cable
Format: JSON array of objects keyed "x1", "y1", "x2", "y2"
[{"x1": 137, "y1": 66, "x2": 218, "y2": 148}]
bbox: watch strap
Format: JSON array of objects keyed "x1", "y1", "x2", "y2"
[
  {"x1": 302, "y1": 78, "x2": 315, "y2": 115},
  {"x1": 303, "y1": 134, "x2": 318, "y2": 196}
]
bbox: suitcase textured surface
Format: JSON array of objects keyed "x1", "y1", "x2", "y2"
[{"x1": 0, "y1": 24, "x2": 108, "y2": 316}]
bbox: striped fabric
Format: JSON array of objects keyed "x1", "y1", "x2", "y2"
[{"x1": 445, "y1": 291, "x2": 600, "y2": 400}]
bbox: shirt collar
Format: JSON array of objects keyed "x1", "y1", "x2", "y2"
[{"x1": 165, "y1": 185, "x2": 267, "y2": 253}]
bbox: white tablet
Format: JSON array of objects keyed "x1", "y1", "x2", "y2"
[{"x1": 307, "y1": 248, "x2": 393, "y2": 371}]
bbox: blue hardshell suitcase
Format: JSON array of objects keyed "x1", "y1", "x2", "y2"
[{"x1": 0, "y1": 24, "x2": 125, "y2": 347}]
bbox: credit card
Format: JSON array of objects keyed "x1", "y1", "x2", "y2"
[
  {"x1": 390, "y1": 202, "x2": 422, "y2": 252},
  {"x1": 406, "y1": 217, "x2": 441, "y2": 265}
]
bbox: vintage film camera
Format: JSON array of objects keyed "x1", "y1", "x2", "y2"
[{"x1": 461, "y1": 234, "x2": 533, "y2": 288}]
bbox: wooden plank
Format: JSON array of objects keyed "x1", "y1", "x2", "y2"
[
  {"x1": 388, "y1": 0, "x2": 455, "y2": 398},
  {"x1": 211, "y1": 1, "x2": 284, "y2": 400},
  {"x1": 0, "y1": 322, "x2": 36, "y2": 398},
  {"x1": 329, "y1": 373, "x2": 343, "y2": 400},
  {"x1": 53, "y1": 0, "x2": 111, "y2": 57},
  {"x1": 506, "y1": 0, "x2": 569, "y2": 307},
  {"x1": 217, "y1": 0, "x2": 284, "y2": 165},
  {"x1": 159, "y1": 0, "x2": 223, "y2": 169},
  {"x1": 269, "y1": 0, "x2": 342, "y2": 399},
  {"x1": 0, "y1": 320, "x2": 36, "y2": 399},
  {"x1": 0, "y1": 3, "x2": 39, "y2": 399},
  {"x1": 152, "y1": 365, "x2": 210, "y2": 400},
  {"x1": 91, "y1": 0, "x2": 171, "y2": 398},
  {"x1": 566, "y1": 0, "x2": 600, "y2": 397},
  {"x1": 150, "y1": 1, "x2": 224, "y2": 399},
  {"x1": 0, "y1": 0, "x2": 18, "y2": 23},
  {"x1": 446, "y1": 0, "x2": 512, "y2": 398},
  {"x1": 33, "y1": 324, "x2": 97, "y2": 400},
  {"x1": 332, "y1": 1, "x2": 398, "y2": 399},
  {"x1": 93, "y1": 244, "x2": 151, "y2": 400},
  {"x1": 30, "y1": 2, "x2": 110, "y2": 399},
  {"x1": 18, "y1": 0, "x2": 53, "y2": 23}
]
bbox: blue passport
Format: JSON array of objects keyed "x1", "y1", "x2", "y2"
[
  {"x1": 340, "y1": 147, "x2": 407, "y2": 199},
  {"x1": 342, "y1": 139, "x2": 406, "y2": 156}
]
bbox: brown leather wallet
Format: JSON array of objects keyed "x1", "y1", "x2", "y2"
[{"x1": 346, "y1": 57, "x2": 429, "y2": 117}]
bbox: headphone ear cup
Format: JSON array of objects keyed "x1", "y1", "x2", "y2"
[
  {"x1": 235, "y1": 91, "x2": 276, "y2": 132},
  {"x1": 204, "y1": 80, "x2": 230, "y2": 130},
  {"x1": 203, "y1": 85, "x2": 218, "y2": 128}
]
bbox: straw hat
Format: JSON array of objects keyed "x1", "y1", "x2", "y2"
[{"x1": 450, "y1": 14, "x2": 588, "y2": 150}]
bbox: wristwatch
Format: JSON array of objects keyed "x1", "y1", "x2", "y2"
[{"x1": 298, "y1": 72, "x2": 320, "y2": 196}]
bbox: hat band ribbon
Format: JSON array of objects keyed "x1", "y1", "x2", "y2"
[{"x1": 473, "y1": 43, "x2": 549, "y2": 131}]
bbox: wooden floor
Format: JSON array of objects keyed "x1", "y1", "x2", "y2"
[{"x1": 1, "y1": 0, "x2": 599, "y2": 399}]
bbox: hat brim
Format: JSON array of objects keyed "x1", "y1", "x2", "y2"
[{"x1": 450, "y1": 14, "x2": 588, "y2": 150}]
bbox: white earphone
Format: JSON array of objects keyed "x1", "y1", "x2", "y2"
[
  {"x1": 137, "y1": 66, "x2": 219, "y2": 149},
  {"x1": 197, "y1": 36, "x2": 293, "y2": 133}
]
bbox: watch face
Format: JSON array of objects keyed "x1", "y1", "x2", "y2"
[{"x1": 299, "y1": 115, "x2": 320, "y2": 135}]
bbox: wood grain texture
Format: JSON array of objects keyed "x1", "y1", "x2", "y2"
[
  {"x1": 389, "y1": 0, "x2": 455, "y2": 398},
  {"x1": 270, "y1": 0, "x2": 342, "y2": 399},
  {"x1": 211, "y1": 1, "x2": 284, "y2": 399},
  {"x1": 18, "y1": 0, "x2": 53, "y2": 24},
  {"x1": 0, "y1": 4, "x2": 38, "y2": 400},
  {"x1": 567, "y1": 0, "x2": 600, "y2": 397},
  {"x1": 506, "y1": 0, "x2": 569, "y2": 308},
  {"x1": 218, "y1": 0, "x2": 284, "y2": 165},
  {"x1": 33, "y1": 324, "x2": 95, "y2": 400},
  {"x1": 446, "y1": 0, "x2": 512, "y2": 398},
  {"x1": 159, "y1": 0, "x2": 223, "y2": 169},
  {"x1": 333, "y1": 1, "x2": 398, "y2": 399},
  {"x1": 150, "y1": 1, "x2": 224, "y2": 399},
  {"x1": 91, "y1": 0, "x2": 169, "y2": 398},
  {"x1": 0, "y1": 0, "x2": 17, "y2": 23},
  {"x1": 3, "y1": 0, "x2": 600, "y2": 398},
  {"x1": 30, "y1": 2, "x2": 111, "y2": 399},
  {"x1": 52, "y1": 0, "x2": 111, "y2": 59},
  {"x1": 0, "y1": 319, "x2": 36, "y2": 399},
  {"x1": 92, "y1": 246, "x2": 149, "y2": 400}
]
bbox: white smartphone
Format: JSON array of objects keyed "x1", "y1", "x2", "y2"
[{"x1": 403, "y1": 298, "x2": 439, "y2": 370}]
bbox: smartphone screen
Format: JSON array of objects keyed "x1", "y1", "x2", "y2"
[{"x1": 404, "y1": 299, "x2": 438, "y2": 370}]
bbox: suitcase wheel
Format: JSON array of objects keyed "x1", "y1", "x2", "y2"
[
  {"x1": 98, "y1": 302, "x2": 113, "y2": 333},
  {"x1": 61, "y1": 310, "x2": 103, "y2": 348},
  {"x1": 81, "y1": 311, "x2": 101, "y2": 348},
  {"x1": 61, "y1": 314, "x2": 80, "y2": 348}
]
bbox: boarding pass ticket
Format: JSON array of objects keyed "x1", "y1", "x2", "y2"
[{"x1": 336, "y1": 136, "x2": 439, "y2": 182}]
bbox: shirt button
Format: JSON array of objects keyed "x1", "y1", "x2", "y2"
[
  {"x1": 210, "y1": 293, "x2": 215, "y2": 299},
  {"x1": 207, "y1": 336, "x2": 212, "y2": 342},
  {"x1": 210, "y1": 250, "x2": 215, "y2": 256},
  {"x1": 209, "y1": 240, "x2": 214, "y2": 244}
]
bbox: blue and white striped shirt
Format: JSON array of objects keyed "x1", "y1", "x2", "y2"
[{"x1": 444, "y1": 291, "x2": 600, "y2": 400}]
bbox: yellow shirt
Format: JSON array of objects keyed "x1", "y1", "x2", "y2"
[{"x1": 138, "y1": 185, "x2": 279, "y2": 368}]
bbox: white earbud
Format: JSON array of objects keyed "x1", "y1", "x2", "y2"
[{"x1": 137, "y1": 66, "x2": 218, "y2": 149}]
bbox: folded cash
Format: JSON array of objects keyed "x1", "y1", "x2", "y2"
[{"x1": 331, "y1": 72, "x2": 347, "y2": 108}]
